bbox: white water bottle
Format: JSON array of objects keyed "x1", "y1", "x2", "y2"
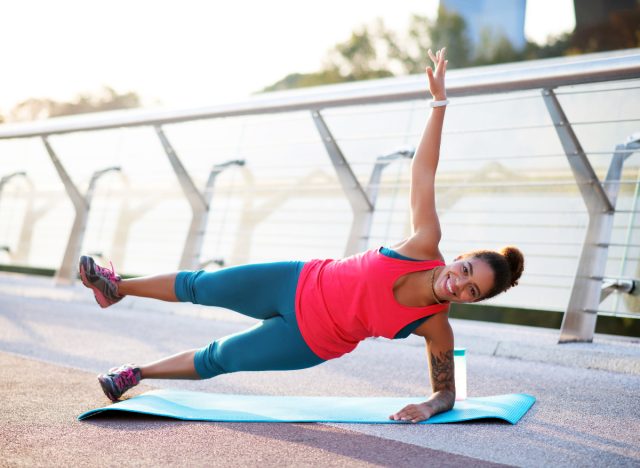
[{"x1": 454, "y1": 348, "x2": 467, "y2": 401}]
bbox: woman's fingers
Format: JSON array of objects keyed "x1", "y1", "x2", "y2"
[
  {"x1": 389, "y1": 404, "x2": 427, "y2": 423},
  {"x1": 428, "y1": 47, "x2": 447, "y2": 76},
  {"x1": 428, "y1": 48, "x2": 437, "y2": 64},
  {"x1": 436, "y1": 48, "x2": 447, "y2": 74}
]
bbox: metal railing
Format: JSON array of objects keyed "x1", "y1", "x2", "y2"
[{"x1": 1, "y1": 48, "x2": 639, "y2": 343}]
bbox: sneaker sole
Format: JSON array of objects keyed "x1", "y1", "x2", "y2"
[
  {"x1": 79, "y1": 262, "x2": 112, "y2": 309},
  {"x1": 97, "y1": 374, "x2": 120, "y2": 402}
]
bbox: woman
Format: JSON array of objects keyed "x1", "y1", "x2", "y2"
[{"x1": 79, "y1": 48, "x2": 524, "y2": 423}]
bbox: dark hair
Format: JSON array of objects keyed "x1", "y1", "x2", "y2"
[{"x1": 461, "y1": 246, "x2": 524, "y2": 300}]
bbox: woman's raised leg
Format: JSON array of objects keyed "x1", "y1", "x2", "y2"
[
  {"x1": 79, "y1": 255, "x2": 178, "y2": 308},
  {"x1": 138, "y1": 349, "x2": 200, "y2": 379},
  {"x1": 118, "y1": 273, "x2": 178, "y2": 302}
]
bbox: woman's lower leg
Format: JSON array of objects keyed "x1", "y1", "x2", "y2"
[
  {"x1": 118, "y1": 273, "x2": 179, "y2": 302},
  {"x1": 139, "y1": 349, "x2": 201, "y2": 380}
]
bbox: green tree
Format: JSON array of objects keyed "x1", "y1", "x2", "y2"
[
  {"x1": 9, "y1": 98, "x2": 57, "y2": 122},
  {"x1": 260, "y1": 5, "x2": 639, "y2": 93},
  {"x1": 384, "y1": 10, "x2": 472, "y2": 73},
  {"x1": 326, "y1": 21, "x2": 394, "y2": 81},
  {"x1": 262, "y1": 69, "x2": 345, "y2": 92},
  {"x1": 568, "y1": 7, "x2": 640, "y2": 53},
  {"x1": 427, "y1": 7, "x2": 472, "y2": 68},
  {"x1": 383, "y1": 15, "x2": 433, "y2": 74},
  {"x1": 473, "y1": 28, "x2": 520, "y2": 66},
  {"x1": 261, "y1": 9, "x2": 473, "y2": 92},
  {"x1": 7, "y1": 86, "x2": 141, "y2": 122},
  {"x1": 261, "y1": 21, "x2": 393, "y2": 92}
]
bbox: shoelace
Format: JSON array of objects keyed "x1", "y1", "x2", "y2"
[
  {"x1": 95, "y1": 261, "x2": 119, "y2": 283},
  {"x1": 113, "y1": 367, "x2": 139, "y2": 391}
]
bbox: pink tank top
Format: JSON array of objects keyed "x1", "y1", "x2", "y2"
[{"x1": 295, "y1": 247, "x2": 448, "y2": 360}]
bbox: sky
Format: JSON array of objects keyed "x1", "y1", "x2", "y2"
[{"x1": 0, "y1": 0, "x2": 576, "y2": 114}]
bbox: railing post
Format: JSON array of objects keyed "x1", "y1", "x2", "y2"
[
  {"x1": 366, "y1": 149, "x2": 414, "y2": 205},
  {"x1": 0, "y1": 171, "x2": 27, "y2": 193},
  {"x1": 193, "y1": 159, "x2": 244, "y2": 268},
  {"x1": 43, "y1": 137, "x2": 121, "y2": 284},
  {"x1": 0, "y1": 172, "x2": 28, "y2": 258},
  {"x1": 542, "y1": 89, "x2": 635, "y2": 343},
  {"x1": 311, "y1": 110, "x2": 374, "y2": 256},
  {"x1": 228, "y1": 168, "x2": 335, "y2": 265},
  {"x1": 43, "y1": 136, "x2": 88, "y2": 284},
  {"x1": 155, "y1": 125, "x2": 244, "y2": 270},
  {"x1": 154, "y1": 125, "x2": 207, "y2": 270},
  {"x1": 12, "y1": 177, "x2": 51, "y2": 264}
]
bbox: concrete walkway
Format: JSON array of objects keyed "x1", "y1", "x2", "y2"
[{"x1": 1, "y1": 272, "x2": 639, "y2": 467}]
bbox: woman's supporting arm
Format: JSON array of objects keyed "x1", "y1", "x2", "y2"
[{"x1": 389, "y1": 312, "x2": 455, "y2": 423}]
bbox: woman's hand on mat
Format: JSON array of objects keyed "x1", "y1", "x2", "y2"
[
  {"x1": 389, "y1": 402, "x2": 435, "y2": 423},
  {"x1": 426, "y1": 47, "x2": 447, "y2": 101}
]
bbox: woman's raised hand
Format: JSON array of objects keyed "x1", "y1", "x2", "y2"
[{"x1": 426, "y1": 47, "x2": 447, "y2": 101}]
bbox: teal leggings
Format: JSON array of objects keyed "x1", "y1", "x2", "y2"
[{"x1": 174, "y1": 262, "x2": 325, "y2": 379}]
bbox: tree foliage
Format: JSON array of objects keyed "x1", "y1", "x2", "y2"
[
  {"x1": 261, "y1": 5, "x2": 640, "y2": 92},
  {"x1": 5, "y1": 86, "x2": 141, "y2": 123},
  {"x1": 568, "y1": 8, "x2": 640, "y2": 54}
]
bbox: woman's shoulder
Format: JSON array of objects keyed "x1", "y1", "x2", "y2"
[
  {"x1": 391, "y1": 234, "x2": 444, "y2": 263},
  {"x1": 412, "y1": 309, "x2": 451, "y2": 338}
]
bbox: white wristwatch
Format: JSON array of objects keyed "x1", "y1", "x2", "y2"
[{"x1": 429, "y1": 99, "x2": 449, "y2": 108}]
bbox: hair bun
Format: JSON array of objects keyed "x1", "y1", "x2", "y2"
[{"x1": 500, "y1": 246, "x2": 524, "y2": 287}]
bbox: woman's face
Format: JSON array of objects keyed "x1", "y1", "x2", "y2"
[{"x1": 435, "y1": 257, "x2": 495, "y2": 303}]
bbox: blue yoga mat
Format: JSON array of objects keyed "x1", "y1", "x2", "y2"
[{"x1": 78, "y1": 390, "x2": 535, "y2": 424}]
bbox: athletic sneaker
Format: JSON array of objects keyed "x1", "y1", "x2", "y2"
[
  {"x1": 98, "y1": 364, "x2": 142, "y2": 402},
  {"x1": 79, "y1": 255, "x2": 124, "y2": 308}
]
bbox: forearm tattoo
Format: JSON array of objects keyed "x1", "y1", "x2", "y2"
[{"x1": 430, "y1": 349, "x2": 455, "y2": 393}]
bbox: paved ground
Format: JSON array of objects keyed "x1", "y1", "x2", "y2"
[{"x1": 1, "y1": 272, "x2": 639, "y2": 467}]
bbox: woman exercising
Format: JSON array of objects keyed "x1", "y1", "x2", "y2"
[{"x1": 79, "y1": 47, "x2": 524, "y2": 423}]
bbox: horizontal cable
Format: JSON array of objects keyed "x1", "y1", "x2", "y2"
[
  {"x1": 9, "y1": 150, "x2": 635, "y2": 171},
  {"x1": 457, "y1": 269, "x2": 575, "y2": 280},
  {"x1": 330, "y1": 117, "x2": 640, "y2": 143},
  {"x1": 335, "y1": 124, "x2": 553, "y2": 143},
  {"x1": 440, "y1": 153, "x2": 566, "y2": 162},
  {"x1": 373, "y1": 180, "x2": 639, "y2": 190},
  {"x1": 569, "y1": 117, "x2": 640, "y2": 126},
  {"x1": 426, "y1": 208, "x2": 588, "y2": 215},
  {"x1": 443, "y1": 220, "x2": 584, "y2": 228},
  {"x1": 1, "y1": 205, "x2": 635, "y2": 226},
  {"x1": 596, "y1": 311, "x2": 640, "y2": 319},
  {"x1": 440, "y1": 93, "x2": 542, "y2": 107},
  {"x1": 607, "y1": 243, "x2": 640, "y2": 248},
  {"x1": 442, "y1": 238, "x2": 582, "y2": 247},
  {"x1": 213, "y1": 240, "x2": 346, "y2": 249},
  {"x1": 154, "y1": 180, "x2": 587, "y2": 193},
  {"x1": 323, "y1": 93, "x2": 543, "y2": 117},
  {"x1": 502, "y1": 283, "x2": 569, "y2": 290},
  {"x1": 554, "y1": 84, "x2": 640, "y2": 96},
  {"x1": 3, "y1": 151, "x2": 633, "y2": 173}
]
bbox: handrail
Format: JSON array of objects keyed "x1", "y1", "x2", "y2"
[{"x1": 0, "y1": 49, "x2": 639, "y2": 139}]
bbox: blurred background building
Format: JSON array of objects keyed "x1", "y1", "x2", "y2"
[
  {"x1": 573, "y1": 0, "x2": 637, "y2": 32},
  {"x1": 440, "y1": 0, "x2": 527, "y2": 55},
  {"x1": 440, "y1": 0, "x2": 639, "y2": 59}
]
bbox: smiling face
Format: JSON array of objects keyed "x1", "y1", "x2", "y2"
[{"x1": 434, "y1": 257, "x2": 496, "y2": 303}]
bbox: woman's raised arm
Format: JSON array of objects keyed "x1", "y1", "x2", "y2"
[{"x1": 408, "y1": 48, "x2": 448, "y2": 252}]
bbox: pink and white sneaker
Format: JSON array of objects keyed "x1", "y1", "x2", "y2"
[
  {"x1": 79, "y1": 256, "x2": 124, "y2": 308},
  {"x1": 98, "y1": 364, "x2": 142, "y2": 402}
]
